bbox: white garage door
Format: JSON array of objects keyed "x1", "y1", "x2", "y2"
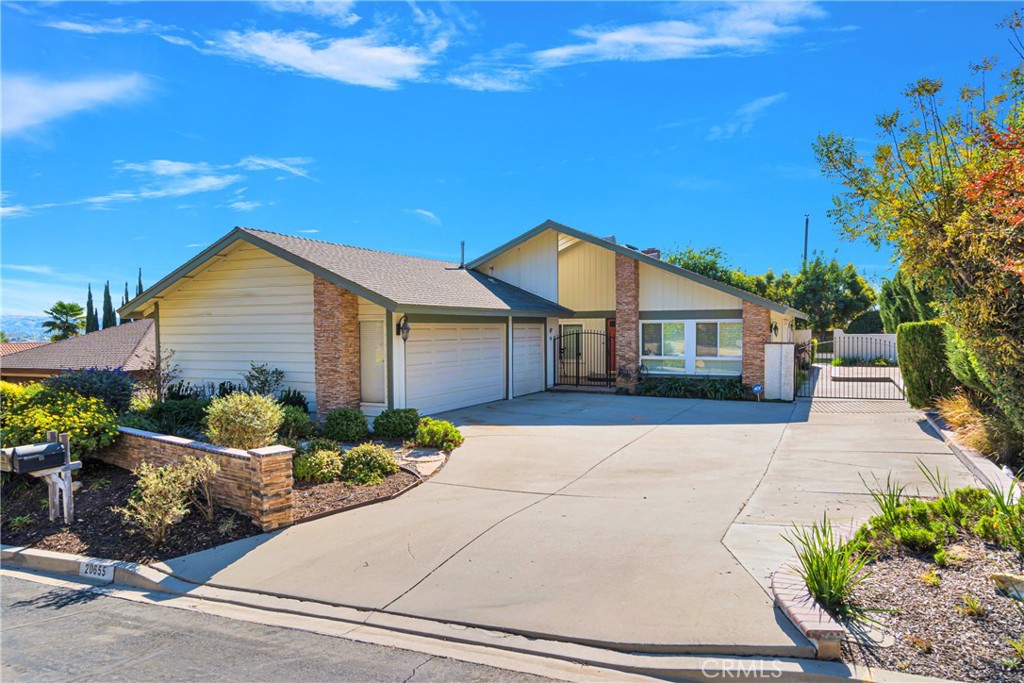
[
  {"x1": 406, "y1": 323, "x2": 506, "y2": 415},
  {"x1": 513, "y1": 323, "x2": 545, "y2": 397}
]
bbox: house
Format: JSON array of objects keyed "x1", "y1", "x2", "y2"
[
  {"x1": 0, "y1": 319, "x2": 156, "y2": 383},
  {"x1": 118, "y1": 220, "x2": 805, "y2": 417},
  {"x1": 0, "y1": 341, "x2": 47, "y2": 357}
]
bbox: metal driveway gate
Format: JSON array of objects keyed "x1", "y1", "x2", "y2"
[
  {"x1": 796, "y1": 336, "x2": 905, "y2": 400},
  {"x1": 553, "y1": 330, "x2": 614, "y2": 388}
]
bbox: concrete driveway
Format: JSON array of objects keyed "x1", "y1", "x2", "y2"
[{"x1": 160, "y1": 393, "x2": 977, "y2": 657}]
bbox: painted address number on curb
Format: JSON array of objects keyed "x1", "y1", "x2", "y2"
[{"x1": 79, "y1": 560, "x2": 115, "y2": 583}]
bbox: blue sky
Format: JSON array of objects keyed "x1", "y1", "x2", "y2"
[{"x1": 0, "y1": 1, "x2": 1011, "y2": 317}]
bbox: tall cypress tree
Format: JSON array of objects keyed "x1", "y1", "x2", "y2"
[
  {"x1": 123, "y1": 282, "x2": 130, "y2": 306},
  {"x1": 85, "y1": 284, "x2": 99, "y2": 333},
  {"x1": 136, "y1": 268, "x2": 144, "y2": 297},
  {"x1": 102, "y1": 281, "x2": 116, "y2": 329}
]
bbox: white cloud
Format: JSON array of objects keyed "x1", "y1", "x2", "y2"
[
  {"x1": 533, "y1": 2, "x2": 825, "y2": 68},
  {"x1": 298, "y1": 229, "x2": 320, "y2": 233},
  {"x1": 406, "y1": 208, "x2": 441, "y2": 225},
  {"x1": 267, "y1": 1, "x2": 360, "y2": 27},
  {"x1": 186, "y1": 243, "x2": 207, "y2": 248},
  {"x1": 229, "y1": 200, "x2": 262, "y2": 212},
  {"x1": 238, "y1": 156, "x2": 313, "y2": 179},
  {"x1": 0, "y1": 204, "x2": 30, "y2": 218},
  {"x1": 3, "y1": 264, "x2": 55, "y2": 275},
  {"x1": 118, "y1": 160, "x2": 214, "y2": 176},
  {"x1": 44, "y1": 18, "x2": 157, "y2": 34},
  {"x1": 2, "y1": 73, "x2": 149, "y2": 137},
  {"x1": 448, "y1": 68, "x2": 531, "y2": 92},
  {"x1": 85, "y1": 174, "x2": 245, "y2": 205},
  {"x1": 214, "y1": 30, "x2": 431, "y2": 89},
  {"x1": 708, "y1": 92, "x2": 787, "y2": 140}
]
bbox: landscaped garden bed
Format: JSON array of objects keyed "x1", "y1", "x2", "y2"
[
  {"x1": 293, "y1": 466, "x2": 420, "y2": 521},
  {"x1": 0, "y1": 460, "x2": 260, "y2": 564}
]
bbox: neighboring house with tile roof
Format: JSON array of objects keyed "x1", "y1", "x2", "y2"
[
  {"x1": 0, "y1": 320, "x2": 155, "y2": 383},
  {"x1": 0, "y1": 342, "x2": 47, "y2": 357},
  {"x1": 119, "y1": 221, "x2": 805, "y2": 417}
]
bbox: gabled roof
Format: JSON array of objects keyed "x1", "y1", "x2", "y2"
[
  {"x1": 120, "y1": 228, "x2": 570, "y2": 318},
  {"x1": 1, "y1": 319, "x2": 155, "y2": 373},
  {"x1": 468, "y1": 219, "x2": 808, "y2": 319},
  {"x1": 0, "y1": 342, "x2": 47, "y2": 356}
]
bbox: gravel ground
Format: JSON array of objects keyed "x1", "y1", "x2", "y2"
[{"x1": 844, "y1": 540, "x2": 1024, "y2": 682}]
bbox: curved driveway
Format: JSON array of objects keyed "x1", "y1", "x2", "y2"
[{"x1": 161, "y1": 393, "x2": 977, "y2": 657}]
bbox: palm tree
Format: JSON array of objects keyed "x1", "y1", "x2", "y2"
[{"x1": 42, "y1": 301, "x2": 85, "y2": 341}]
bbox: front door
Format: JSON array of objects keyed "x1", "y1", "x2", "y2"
[{"x1": 606, "y1": 318, "x2": 617, "y2": 374}]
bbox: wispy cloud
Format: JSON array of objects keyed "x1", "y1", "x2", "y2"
[
  {"x1": 43, "y1": 18, "x2": 159, "y2": 34},
  {"x1": 186, "y1": 243, "x2": 207, "y2": 248},
  {"x1": 298, "y1": 229, "x2": 320, "y2": 233},
  {"x1": 3, "y1": 264, "x2": 55, "y2": 275},
  {"x1": 238, "y1": 156, "x2": 314, "y2": 179},
  {"x1": 406, "y1": 208, "x2": 441, "y2": 225},
  {"x1": 708, "y1": 92, "x2": 787, "y2": 140},
  {"x1": 229, "y1": 200, "x2": 262, "y2": 212},
  {"x1": 266, "y1": 1, "x2": 360, "y2": 28},
  {"x1": 2, "y1": 73, "x2": 149, "y2": 137}
]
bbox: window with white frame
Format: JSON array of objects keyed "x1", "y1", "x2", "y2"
[
  {"x1": 695, "y1": 321, "x2": 742, "y2": 374},
  {"x1": 640, "y1": 321, "x2": 686, "y2": 374}
]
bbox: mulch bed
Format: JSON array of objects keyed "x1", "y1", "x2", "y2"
[
  {"x1": 0, "y1": 460, "x2": 260, "y2": 564},
  {"x1": 292, "y1": 468, "x2": 419, "y2": 520},
  {"x1": 843, "y1": 539, "x2": 1024, "y2": 682}
]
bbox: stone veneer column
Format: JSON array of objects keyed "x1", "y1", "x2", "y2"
[
  {"x1": 615, "y1": 253, "x2": 640, "y2": 391},
  {"x1": 248, "y1": 445, "x2": 294, "y2": 531},
  {"x1": 741, "y1": 300, "x2": 771, "y2": 388},
  {"x1": 313, "y1": 276, "x2": 360, "y2": 418}
]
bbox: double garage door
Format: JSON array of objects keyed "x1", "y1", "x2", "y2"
[{"x1": 405, "y1": 323, "x2": 545, "y2": 415}]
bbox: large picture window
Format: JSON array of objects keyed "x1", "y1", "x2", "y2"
[
  {"x1": 639, "y1": 319, "x2": 742, "y2": 376},
  {"x1": 695, "y1": 321, "x2": 742, "y2": 375},
  {"x1": 640, "y1": 321, "x2": 686, "y2": 374}
]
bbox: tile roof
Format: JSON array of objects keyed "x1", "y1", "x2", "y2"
[
  {"x1": 0, "y1": 342, "x2": 47, "y2": 356},
  {"x1": 0, "y1": 319, "x2": 155, "y2": 372}
]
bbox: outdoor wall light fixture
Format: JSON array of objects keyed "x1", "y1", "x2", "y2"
[{"x1": 396, "y1": 315, "x2": 411, "y2": 342}]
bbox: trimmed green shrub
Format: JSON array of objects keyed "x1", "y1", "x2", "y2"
[
  {"x1": 944, "y1": 325, "x2": 990, "y2": 395},
  {"x1": 846, "y1": 309, "x2": 884, "y2": 334},
  {"x1": 342, "y1": 442, "x2": 398, "y2": 485},
  {"x1": 415, "y1": 418, "x2": 464, "y2": 451},
  {"x1": 302, "y1": 437, "x2": 340, "y2": 454},
  {"x1": 278, "y1": 388, "x2": 309, "y2": 412},
  {"x1": 323, "y1": 407, "x2": 368, "y2": 442},
  {"x1": 115, "y1": 460, "x2": 191, "y2": 545},
  {"x1": 43, "y1": 368, "x2": 135, "y2": 414},
  {"x1": 373, "y1": 409, "x2": 420, "y2": 439},
  {"x1": 205, "y1": 392, "x2": 284, "y2": 450},
  {"x1": 635, "y1": 376, "x2": 747, "y2": 400},
  {"x1": 278, "y1": 405, "x2": 315, "y2": 440},
  {"x1": 1, "y1": 389, "x2": 118, "y2": 455},
  {"x1": 897, "y1": 321, "x2": 957, "y2": 408},
  {"x1": 147, "y1": 399, "x2": 210, "y2": 435},
  {"x1": 294, "y1": 448, "x2": 344, "y2": 483}
]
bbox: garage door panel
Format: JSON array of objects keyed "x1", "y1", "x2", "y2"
[
  {"x1": 406, "y1": 324, "x2": 506, "y2": 415},
  {"x1": 513, "y1": 324, "x2": 544, "y2": 397}
]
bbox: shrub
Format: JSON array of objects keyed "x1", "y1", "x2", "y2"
[
  {"x1": 635, "y1": 376, "x2": 747, "y2": 400},
  {"x1": 179, "y1": 455, "x2": 220, "y2": 523},
  {"x1": 1, "y1": 389, "x2": 118, "y2": 455},
  {"x1": 278, "y1": 405, "x2": 315, "y2": 440},
  {"x1": 846, "y1": 310, "x2": 884, "y2": 334},
  {"x1": 278, "y1": 388, "x2": 309, "y2": 412},
  {"x1": 43, "y1": 368, "x2": 135, "y2": 414},
  {"x1": 115, "y1": 461, "x2": 192, "y2": 546},
  {"x1": 1, "y1": 381, "x2": 30, "y2": 411},
  {"x1": 944, "y1": 325, "x2": 990, "y2": 395},
  {"x1": 242, "y1": 362, "x2": 285, "y2": 396},
  {"x1": 373, "y1": 409, "x2": 420, "y2": 439},
  {"x1": 415, "y1": 418, "x2": 464, "y2": 451},
  {"x1": 293, "y1": 448, "x2": 344, "y2": 483},
  {"x1": 147, "y1": 399, "x2": 210, "y2": 438},
  {"x1": 217, "y1": 381, "x2": 241, "y2": 397},
  {"x1": 166, "y1": 381, "x2": 208, "y2": 401},
  {"x1": 784, "y1": 513, "x2": 874, "y2": 620},
  {"x1": 342, "y1": 442, "x2": 398, "y2": 485},
  {"x1": 897, "y1": 321, "x2": 957, "y2": 408},
  {"x1": 205, "y1": 392, "x2": 284, "y2": 450},
  {"x1": 323, "y1": 407, "x2": 368, "y2": 442},
  {"x1": 302, "y1": 437, "x2": 340, "y2": 454}
]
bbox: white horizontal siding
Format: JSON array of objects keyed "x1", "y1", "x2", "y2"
[
  {"x1": 558, "y1": 241, "x2": 615, "y2": 311},
  {"x1": 480, "y1": 230, "x2": 558, "y2": 302},
  {"x1": 639, "y1": 263, "x2": 742, "y2": 311},
  {"x1": 158, "y1": 242, "x2": 317, "y2": 410},
  {"x1": 359, "y1": 297, "x2": 386, "y2": 319}
]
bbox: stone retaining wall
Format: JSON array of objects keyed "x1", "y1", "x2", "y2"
[{"x1": 97, "y1": 427, "x2": 294, "y2": 531}]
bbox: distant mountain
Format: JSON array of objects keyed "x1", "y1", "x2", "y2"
[{"x1": 2, "y1": 315, "x2": 49, "y2": 342}]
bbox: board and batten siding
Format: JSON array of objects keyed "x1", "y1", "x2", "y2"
[
  {"x1": 479, "y1": 230, "x2": 558, "y2": 301},
  {"x1": 157, "y1": 242, "x2": 318, "y2": 411},
  {"x1": 639, "y1": 262, "x2": 742, "y2": 311},
  {"x1": 558, "y1": 240, "x2": 615, "y2": 312}
]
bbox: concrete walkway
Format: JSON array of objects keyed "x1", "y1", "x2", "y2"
[{"x1": 159, "y1": 393, "x2": 977, "y2": 658}]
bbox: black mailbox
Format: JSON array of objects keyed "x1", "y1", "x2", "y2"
[{"x1": 4, "y1": 442, "x2": 67, "y2": 474}]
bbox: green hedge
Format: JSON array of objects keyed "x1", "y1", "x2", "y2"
[
  {"x1": 897, "y1": 322, "x2": 957, "y2": 408},
  {"x1": 846, "y1": 310, "x2": 884, "y2": 334},
  {"x1": 944, "y1": 325, "x2": 990, "y2": 396}
]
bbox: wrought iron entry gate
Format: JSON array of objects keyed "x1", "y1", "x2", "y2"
[
  {"x1": 553, "y1": 330, "x2": 614, "y2": 388},
  {"x1": 796, "y1": 336, "x2": 904, "y2": 400}
]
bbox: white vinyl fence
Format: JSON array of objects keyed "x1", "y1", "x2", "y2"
[{"x1": 834, "y1": 329, "x2": 898, "y2": 362}]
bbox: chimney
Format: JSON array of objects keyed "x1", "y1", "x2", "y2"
[
  {"x1": 642, "y1": 247, "x2": 661, "y2": 260},
  {"x1": 460, "y1": 240, "x2": 465, "y2": 268}
]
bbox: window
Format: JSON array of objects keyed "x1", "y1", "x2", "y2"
[
  {"x1": 640, "y1": 322, "x2": 686, "y2": 375},
  {"x1": 694, "y1": 321, "x2": 742, "y2": 375},
  {"x1": 359, "y1": 320, "x2": 386, "y2": 403}
]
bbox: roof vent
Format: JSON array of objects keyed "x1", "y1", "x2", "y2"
[
  {"x1": 625, "y1": 244, "x2": 639, "y2": 251},
  {"x1": 642, "y1": 248, "x2": 661, "y2": 260}
]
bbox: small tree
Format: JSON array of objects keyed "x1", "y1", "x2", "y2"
[
  {"x1": 0, "y1": 330, "x2": 8, "y2": 343},
  {"x1": 242, "y1": 362, "x2": 285, "y2": 396},
  {"x1": 137, "y1": 268, "x2": 144, "y2": 297},
  {"x1": 790, "y1": 254, "x2": 876, "y2": 333},
  {"x1": 879, "y1": 268, "x2": 935, "y2": 334},
  {"x1": 85, "y1": 284, "x2": 99, "y2": 333},
  {"x1": 101, "y1": 281, "x2": 116, "y2": 329},
  {"x1": 42, "y1": 301, "x2": 85, "y2": 341}
]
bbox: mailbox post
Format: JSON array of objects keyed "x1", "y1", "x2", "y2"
[{"x1": 0, "y1": 431, "x2": 80, "y2": 524}]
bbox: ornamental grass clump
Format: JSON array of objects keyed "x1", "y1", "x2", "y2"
[
  {"x1": 784, "y1": 513, "x2": 875, "y2": 621},
  {"x1": 342, "y1": 442, "x2": 398, "y2": 486},
  {"x1": 204, "y1": 392, "x2": 283, "y2": 450}
]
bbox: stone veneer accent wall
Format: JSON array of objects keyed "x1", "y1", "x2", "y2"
[
  {"x1": 313, "y1": 276, "x2": 360, "y2": 418},
  {"x1": 741, "y1": 300, "x2": 772, "y2": 388},
  {"x1": 97, "y1": 428, "x2": 294, "y2": 531},
  {"x1": 615, "y1": 253, "x2": 640, "y2": 391}
]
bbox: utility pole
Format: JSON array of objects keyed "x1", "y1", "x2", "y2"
[{"x1": 802, "y1": 213, "x2": 810, "y2": 267}]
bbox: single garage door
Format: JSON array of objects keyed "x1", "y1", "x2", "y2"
[
  {"x1": 406, "y1": 323, "x2": 505, "y2": 415},
  {"x1": 513, "y1": 323, "x2": 545, "y2": 397}
]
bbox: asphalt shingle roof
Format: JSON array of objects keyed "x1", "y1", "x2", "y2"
[
  {"x1": 0, "y1": 320, "x2": 155, "y2": 372},
  {"x1": 0, "y1": 342, "x2": 47, "y2": 357},
  {"x1": 240, "y1": 228, "x2": 568, "y2": 314}
]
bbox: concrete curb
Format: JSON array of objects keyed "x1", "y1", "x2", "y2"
[
  {"x1": 922, "y1": 411, "x2": 1018, "y2": 495},
  {"x1": 771, "y1": 562, "x2": 847, "y2": 660}
]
